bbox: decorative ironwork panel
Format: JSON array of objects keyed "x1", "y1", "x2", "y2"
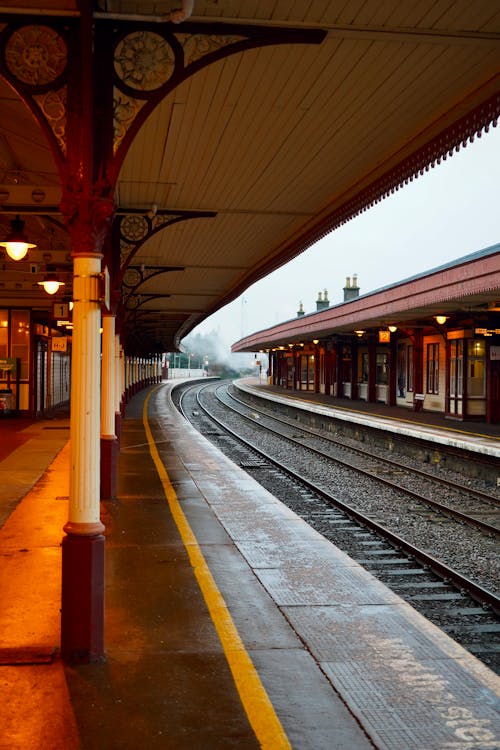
[
  {"x1": 4, "y1": 25, "x2": 67, "y2": 86},
  {"x1": 120, "y1": 214, "x2": 150, "y2": 243},
  {"x1": 120, "y1": 240, "x2": 136, "y2": 267},
  {"x1": 114, "y1": 31, "x2": 175, "y2": 91},
  {"x1": 113, "y1": 89, "x2": 145, "y2": 154},
  {"x1": 2, "y1": 24, "x2": 68, "y2": 156},
  {"x1": 33, "y1": 86, "x2": 67, "y2": 154},
  {"x1": 151, "y1": 213, "x2": 183, "y2": 230},
  {"x1": 178, "y1": 33, "x2": 245, "y2": 66}
]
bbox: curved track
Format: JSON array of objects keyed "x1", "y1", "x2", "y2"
[
  {"x1": 173, "y1": 379, "x2": 500, "y2": 673},
  {"x1": 221, "y1": 384, "x2": 500, "y2": 536}
]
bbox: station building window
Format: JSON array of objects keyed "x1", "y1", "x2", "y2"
[
  {"x1": 286, "y1": 356, "x2": 294, "y2": 388},
  {"x1": 341, "y1": 346, "x2": 351, "y2": 383},
  {"x1": 0, "y1": 310, "x2": 7, "y2": 359},
  {"x1": 467, "y1": 339, "x2": 485, "y2": 397},
  {"x1": 376, "y1": 352, "x2": 388, "y2": 384},
  {"x1": 361, "y1": 352, "x2": 369, "y2": 383},
  {"x1": 407, "y1": 345, "x2": 414, "y2": 392},
  {"x1": 426, "y1": 343, "x2": 439, "y2": 394},
  {"x1": 449, "y1": 340, "x2": 464, "y2": 397},
  {"x1": 300, "y1": 353, "x2": 315, "y2": 390},
  {"x1": 0, "y1": 309, "x2": 31, "y2": 412},
  {"x1": 0, "y1": 309, "x2": 30, "y2": 376},
  {"x1": 397, "y1": 343, "x2": 406, "y2": 396},
  {"x1": 11, "y1": 310, "x2": 30, "y2": 380}
]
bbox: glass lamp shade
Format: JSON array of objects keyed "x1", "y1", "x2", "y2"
[
  {"x1": 38, "y1": 274, "x2": 65, "y2": 295},
  {"x1": 0, "y1": 216, "x2": 36, "y2": 260}
]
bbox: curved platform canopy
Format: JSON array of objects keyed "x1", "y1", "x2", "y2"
[
  {"x1": 232, "y1": 243, "x2": 500, "y2": 352},
  {"x1": 0, "y1": 1, "x2": 499, "y2": 353}
]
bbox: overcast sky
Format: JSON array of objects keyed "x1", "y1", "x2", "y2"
[{"x1": 192, "y1": 125, "x2": 500, "y2": 351}]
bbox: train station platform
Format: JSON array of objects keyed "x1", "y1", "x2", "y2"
[
  {"x1": 0, "y1": 382, "x2": 499, "y2": 749},
  {"x1": 235, "y1": 378, "x2": 500, "y2": 461}
]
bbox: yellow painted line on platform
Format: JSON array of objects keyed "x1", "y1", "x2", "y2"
[{"x1": 143, "y1": 389, "x2": 291, "y2": 750}]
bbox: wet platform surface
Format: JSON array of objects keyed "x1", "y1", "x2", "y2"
[{"x1": 0, "y1": 382, "x2": 499, "y2": 749}]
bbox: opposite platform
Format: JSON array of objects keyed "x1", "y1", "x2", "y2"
[{"x1": 235, "y1": 377, "x2": 500, "y2": 460}]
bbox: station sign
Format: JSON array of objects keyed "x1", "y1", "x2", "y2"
[
  {"x1": 490, "y1": 346, "x2": 500, "y2": 361},
  {"x1": 0, "y1": 357, "x2": 17, "y2": 372},
  {"x1": 52, "y1": 337, "x2": 68, "y2": 352},
  {"x1": 53, "y1": 301, "x2": 70, "y2": 320},
  {"x1": 475, "y1": 328, "x2": 500, "y2": 336}
]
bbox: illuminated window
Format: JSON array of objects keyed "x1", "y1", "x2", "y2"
[
  {"x1": 449, "y1": 340, "x2": 464, "y2": 397},
  {"x1": 11, "y1": 310, "x2": 30, "y2": 380},
  {"x1": 0, "y1": 310, "x2": 7, "y2": 359},
  {"x1": 426, "y1": 343, "x2": 439, "y2": 394},
  {"x1": 467, "y1": 339, "x2": 485, "y2": 397}
]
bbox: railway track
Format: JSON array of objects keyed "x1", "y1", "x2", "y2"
[
  {"x1": 223, "y1": 383, "x2": 500, "y2": 536},
  {"x1": 172, "y1": 379, "x2": 500, "y2": 674}
]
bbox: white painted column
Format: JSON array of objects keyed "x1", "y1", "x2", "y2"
[
  {"x1": 101, "y1": 313, "x2": 116, "y2": 438},
  {"x1": 115, "y1": 335, "x2": 122, "y2": 412},
  {"x1": 66, "y1": 255, "x2": 104, "y2": 535}
]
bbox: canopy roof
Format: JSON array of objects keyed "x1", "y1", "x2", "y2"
[
  {"x1": 0, "y1": 2, "x2": 499, "y2": 352},
  {"x1": 232, "y1": 244, "x2": 500, "y2": 351}
]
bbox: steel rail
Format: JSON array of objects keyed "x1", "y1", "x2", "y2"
[
  {"x1": 227, "y1": 386, "x2": 500, "y2": 509},
  {"x1": 180, "y1": 381, "x2": 500, "y2": 615},
  {"x1": 219, "y1": 385, "x2": 500, "y2": 537}
]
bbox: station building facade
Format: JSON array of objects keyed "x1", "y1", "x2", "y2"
[
  {"x1": 233, "y1": 244, "x2": 500, "y2": 424},
  {"x1": 0, "y1": 309, "x2": 72, "y2": 415},
  {"x1": 0, "y1": 306, "x2": 161, "y2": 418}
]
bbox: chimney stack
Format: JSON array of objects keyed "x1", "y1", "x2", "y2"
[
  {"x1": 343, "y1": 274, "x2": 360, "y2": 302},
  {"x1": 316, "y1": 289, "x2": 329, "y2": 312}
]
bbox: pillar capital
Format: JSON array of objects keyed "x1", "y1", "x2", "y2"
[{"x1": 60, "y1": 177, "x2": 115, "y2": 257}]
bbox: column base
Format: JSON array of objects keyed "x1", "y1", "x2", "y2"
[
  {"x1": 101, "y1": 435, "x2": 119, "y2": 499},
  {"x1": 61, "y1": 533, "x2": 105, "y2": 663}
]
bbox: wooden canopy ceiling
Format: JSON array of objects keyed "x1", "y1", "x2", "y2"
[{"x1": 0, "y1": 1, "x2": 499, "y2": 353}]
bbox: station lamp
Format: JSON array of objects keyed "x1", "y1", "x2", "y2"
[
  {"x1": 434, "y1": 315, "x2": 449, "y2": 325},
  {"x1": 0, "y1": 215, "x2": 36, "y2": 260},
  {"x1": 388, "y1": 325, "x2": 398, "y2": 333},
  {"x1": 38, "y1": 272, "x2": 65, "y2": 295}
]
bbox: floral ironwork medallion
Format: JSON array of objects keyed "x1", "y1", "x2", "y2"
[
  {"x1": 114, "y1": 31, "x2": 175, "y2": 91},
  {"x1": 5, "y1": 25, "x2": 67, "y2": 86}
]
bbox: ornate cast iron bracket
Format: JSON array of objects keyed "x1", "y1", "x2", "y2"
[{"x1": 116, "y1": 209, "x2": 215, "y2": 285}]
